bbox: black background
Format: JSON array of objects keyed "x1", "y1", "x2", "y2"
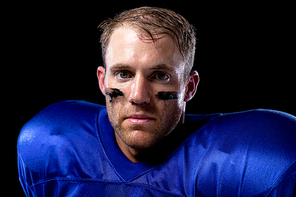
[{"x1": 7, "y1": 1, "x2": 295, "y2": 195}]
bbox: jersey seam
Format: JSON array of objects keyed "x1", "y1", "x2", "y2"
[
  {"x1": 30, "y1": 178, "x2": 185, "y2": 197},
  {"x1": 264, "y1": 160, "x2": 296, "y2": 196}
]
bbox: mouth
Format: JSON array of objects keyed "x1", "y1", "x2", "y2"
[{"x1": 125, "y1": 114, "x2": 155, "y2": 124}]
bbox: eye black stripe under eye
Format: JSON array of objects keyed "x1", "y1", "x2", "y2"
[{"x1": 156, "y1": 91, "x2": 178, "y2": 100}]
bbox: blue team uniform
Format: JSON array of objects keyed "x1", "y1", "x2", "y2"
[{"x1": 17, "y1": 100, "x2": 296, "y2": 196}]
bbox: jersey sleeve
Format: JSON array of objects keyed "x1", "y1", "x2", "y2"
[
  {"x1": 258, "y1": 110, "x2": 296, "y2": 196},
  {"x1": 17, "y1": 102, "x2": 61, "y2": 196}
]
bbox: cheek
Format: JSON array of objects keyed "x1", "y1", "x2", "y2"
[
  {"x1": 156, "y1": 90, "x2": 185, "y2": 110},
  {"x1": 105, "y1": 88, "x2": 127, "y2": 123},
  {"x1": 159, "y1": 99, "x2": 183, "y2": 135},
  {"x1": 162, "y1": 98, "x2": 182, "y2": 115}
]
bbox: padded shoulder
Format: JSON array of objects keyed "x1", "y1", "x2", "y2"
[
  {"x1": 213, "y1": 109, "x2": 296, "y2": 157},
  {"x1": 227, "y1": 109, "x2": 295, "y2": 138},
  {"x1": 213, "y1": 109, "x2": 296, "y2": 194},
  {"x1": 17, "y1": 100, "x2": 105, "y2": 175},
  {"x1": 181, "y1": 109, "x2": 296, "y2": 196}
]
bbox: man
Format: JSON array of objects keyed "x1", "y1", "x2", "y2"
[{"x1": 17, "y1": 7, "x2": 296, "y2": 196}]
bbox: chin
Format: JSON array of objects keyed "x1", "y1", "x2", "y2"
[{"x1": 122, "y1": 129, "x2": 163, "y2": 150}]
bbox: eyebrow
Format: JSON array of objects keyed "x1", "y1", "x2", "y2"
[
  {"x1": 110, "y1": 63, "x2": 174, "y2": 72},
  {"x1": 110, "y1": 64, "x2": 131, "y2": 70},
  {"x1": 150, "y1": 64, "x2": 174, "y2": 71}
]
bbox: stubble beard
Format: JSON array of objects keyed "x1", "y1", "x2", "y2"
[{"x1": 107, "y1": 101, "x2": 183, "y2": 150}]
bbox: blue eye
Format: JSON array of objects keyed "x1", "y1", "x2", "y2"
[{"x1": 154, "y1": 72, "x2": 169, "y2": 81}]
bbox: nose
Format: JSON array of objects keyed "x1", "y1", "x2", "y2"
[{"x1": 128, "y1": 74, "x2": 151, "y2": 105}]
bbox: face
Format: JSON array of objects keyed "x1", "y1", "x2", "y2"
[{"x1": 98, "y1": 25, "x2": 198, "y2": 151}]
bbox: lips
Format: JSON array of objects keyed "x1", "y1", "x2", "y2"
[{"x1": 125, "y1": 114, "x2": 155, "y2": 124}]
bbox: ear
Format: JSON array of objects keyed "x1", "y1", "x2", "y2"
[
  {"x1": 184, "y1": 71, "x2": 199, "y2": 102},
  {"x1": 97, "y1": 66, "x2": 106, "y2": 96}
]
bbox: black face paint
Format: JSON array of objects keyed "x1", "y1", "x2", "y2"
[
  {"x1": 106, "y1": 88, "x2": 124, "y2": 103},
  {"x1": 156, "y1": 91, "x2": 179, "y2": 100}
]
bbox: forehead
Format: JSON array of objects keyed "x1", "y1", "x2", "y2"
[{"x1": 105, "y1": 25, "x2": 184, "y2": 70}]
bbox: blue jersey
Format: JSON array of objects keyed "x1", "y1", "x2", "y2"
[{"x1": 17, "y1": 100, "x2": 296, "y2": 196}]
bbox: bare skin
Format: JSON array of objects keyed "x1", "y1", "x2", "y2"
[{"x1": 97, "y1": 25, "x2": 199, "y2": 163}]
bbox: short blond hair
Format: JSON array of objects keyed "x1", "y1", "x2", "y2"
[{"x1": 98, "y1": 6, "x2": 196, "y2": 77}]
